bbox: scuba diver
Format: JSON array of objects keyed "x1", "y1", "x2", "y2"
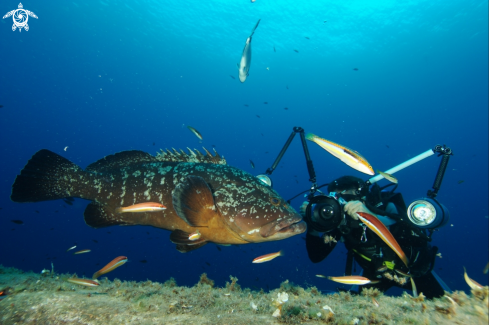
[
  {"x1": 256, "y1": 127, "x2": 452, "y2": 299},
  {"x1": 302, "y1": 175, "x2": 445, "y2": 299}
]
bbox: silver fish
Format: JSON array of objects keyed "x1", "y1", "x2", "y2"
[{"x1": 238, "y1": 19, "x2": 261, "y2": 83}]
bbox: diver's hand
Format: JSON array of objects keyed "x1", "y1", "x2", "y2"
[{"x1": 344, "y1": 201, "x2": 375, "y2": 220}]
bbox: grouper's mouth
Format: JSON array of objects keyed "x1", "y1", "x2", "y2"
[
  {"x1": 260, "y1": 217, "x2": 306, "y2": 238},
  {"x1": 278, "y1": 220, "x2": 307, "y2": 234}
]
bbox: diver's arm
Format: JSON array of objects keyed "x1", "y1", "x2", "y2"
[
  {"x1": 345, "y1": 201, "x2": 398, "y2": 224},
  {"x1": 384, "y1": 202, "x2": 398, "y2": 214},
  {"x1": 344, "y1": 201, "x2": 375, "y2": 220},
  {"x1": 375, "y1": 202, "x2": 398, "y2": 226}
]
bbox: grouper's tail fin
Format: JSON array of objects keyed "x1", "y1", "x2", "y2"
[{"x1": 11, "y1": 149, "x2": 84, "y2": 202}]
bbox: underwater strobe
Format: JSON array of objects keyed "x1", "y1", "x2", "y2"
[{"x1": 407, "y1": 198, "x2": 450, "y2": 229}]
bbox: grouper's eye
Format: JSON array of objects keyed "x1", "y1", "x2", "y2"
[{"x1": 270, "y1": 197, "x2": 281, "y2": 206}]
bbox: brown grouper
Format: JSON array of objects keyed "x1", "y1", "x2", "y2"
[{"x1": 11, "y1": 148, "x2": 306, "y2": 252}]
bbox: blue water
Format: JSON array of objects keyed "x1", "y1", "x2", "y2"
[{"x1": 1, "y1": 0, "x2": 487, "y2": 296}]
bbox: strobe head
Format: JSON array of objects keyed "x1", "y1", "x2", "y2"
[{"x1": 407, "y1": 198, "x2": 450, "y2": 229}]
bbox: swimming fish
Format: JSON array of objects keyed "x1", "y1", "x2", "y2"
[
  {"x1": 315, "y1": 274, "x2": 328, "y2": 278},
  {"x1": 66, "y1": 278, "x2": 100, "y2": 287},
  {"x1": 62, "y1": 198, "x2": 74, "y2": 206},
  {"x1": 377, "y1": 170, "x2": 398, "y2": 184},
  {"x1": 410, "y1": 278, "x2": 418, "y2": 297},
  {"x1": 372, "y1": 297, "x2": 380, "y2": 307},
  {"x1": 250, "y1": 160, "x2": 255, "y2": 169},
  {"x1": 73, "y1": 249, "x2": 91, "y2": 255},
  {"x1": 357, "y1": 212, "x2": 408, "y2": 266},
  {"x1": 252, "y1": 250, "x2": 283, "y2": 263},
  {"x1": 376, "y1": 266, "x2": 388, "y2": 272},
  {"x1": 188, "y1": 230, "x2": 201, "y2": 241},
  {"x1": 484, "y1": 262, "x2": 489, "y2": 274},
  {"x1": 238, "y1": 19, "x2": 261, "y2": 83},
  {"x1": 463, "y1": 266, "x2": 483, "y2": 289},
  {"x1": 187, "y1": 126, "x2": 203, "y2": 140},
  {"x1": 93, "y1": 256, "x2": 128, "y2": 279},
  {"x1": 306, "y1": 133, "x2": 374, "y2": 175},
  {"x1": 394, "y1": 268, "x2": 411, "y2": 277},
  {"x1": 115, "y1": 202, "x2": 166, "y2": 214},
  {"x1": 327, "y1": 276, "x2": 371, "y2": 285},
  {"x1": 11, "y1": 220, "x2": 23, "y2": 225},
  {"x1": 11, "y1": 149, "x2": 305, "y2": 252},
  {"x1": 66, "y1": 245, "x2": 77, "y2": 252}
]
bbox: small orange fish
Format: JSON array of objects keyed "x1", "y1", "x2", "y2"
[
  {"x1": 188, "y1": 230, "x2": 201, "y2": 241},
  {"x1": 357, "y1": 212, "x2": 409, "y2": 266},
  {"x1": 463, "y1": 267, "x2": 483, "y2": 289},
  {"x1": 66, "y1": 278, "x2": 100, "y2": 287},
  {"x1": 73, "y1": 249, "x2": 91, "y2": 255},
  {"x1": 115, "y1": 202, "x2": 166, "y2": 214},
  {"x1": 252, "y1": 251, "x2": 283, "y2": 263},
  {"x1": 93, "y1": 256, "x2": 128, "y2": 279},
  {"x1": 327, "y1": 276, "x2": 371, "y2": 285}
]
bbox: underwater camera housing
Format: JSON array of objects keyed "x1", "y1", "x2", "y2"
[
  {"x1": 304, "y1": 193, "x2": 346, "y2": 233},
  {"x1": 407, "y1": 198, "x2": 450, "y2": 229}
]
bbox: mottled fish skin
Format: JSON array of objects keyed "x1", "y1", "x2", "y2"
[
  {"x1": 11, "y1": 149, "x2": 305, "y2": 250},
  {"x1": 84, "y1": 161, "x2": 304, "y2": 243}
]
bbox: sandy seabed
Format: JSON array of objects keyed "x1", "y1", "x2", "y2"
[{"x1": 0, "y1": 265, "x2": 487, "y2": 325}]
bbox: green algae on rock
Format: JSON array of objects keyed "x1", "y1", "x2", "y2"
[{"x1": 0, "y1": 265, "x2": 487, "y2": 325}]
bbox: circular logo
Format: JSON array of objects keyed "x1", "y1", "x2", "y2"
[{"x1": 14, "y1": 9, "x2": 28, "y2": 27}]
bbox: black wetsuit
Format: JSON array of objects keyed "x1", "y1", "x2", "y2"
[{"x1": 306, "y1": 195, "x2": 445, "y2": 299}]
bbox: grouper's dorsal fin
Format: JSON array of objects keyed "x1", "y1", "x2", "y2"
[
  {"x1": 86, "y1": 150, "x2": 158, "y2": 172},
  {"x1": 155, "y1": 147, "x2": 226, "y2": 165}
]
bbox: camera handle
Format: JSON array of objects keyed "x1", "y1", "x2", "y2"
[
  {"x1": 427, "y1": 144, "x2": 453, "y2": 199},
  {"x1": 264, "y1": 127, "x2": 318, "y2": 194}
]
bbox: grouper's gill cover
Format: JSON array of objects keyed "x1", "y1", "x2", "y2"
[{"x1": 10, "y1": 148, "x2": 306, "y2": 252}]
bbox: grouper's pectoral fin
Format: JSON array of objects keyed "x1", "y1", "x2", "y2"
[
  {"x1": 84, "y1": 202, "x2": 133, "y2": 228},
  {"x1": 172, "y1": 175, "x2": 218, "y2": 227},
  {"x1": 175, "y1": 242, "x2": 207, "y2": 253}
]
